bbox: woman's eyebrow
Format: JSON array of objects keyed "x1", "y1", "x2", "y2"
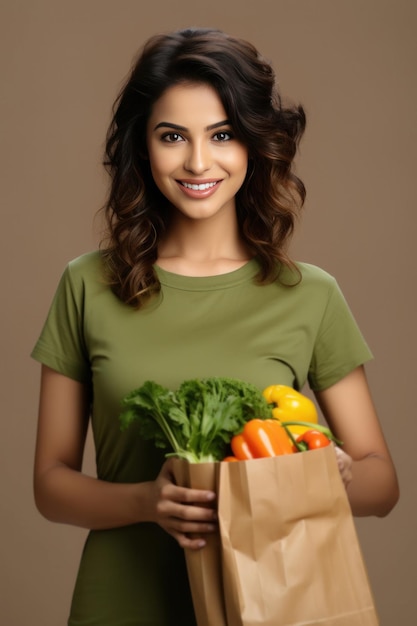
[{"x1": 153, "y1": 119, "x2": 231, "y2": 132}]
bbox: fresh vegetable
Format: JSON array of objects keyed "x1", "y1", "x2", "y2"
[
  {"x1": 119, "y1": 377, "x2": 272, "y2": 463},
  {"x1": 281, "y1": 420, "x2": 343, "y2": 447},
  {"x1": 231, "y1": 418, "x2": 294, "y2": 459},
  {"x1": 230, "y1": 434, "x2": 254, "y2": 460},
  {"x1": 294, "y1": 429, "x2": 332, "y2": 451},
  {"x1": 262, "y1": 384, "x2": 342, "y2": 449},
  {"x1": 263, "y1": 384, "x2": 318, "y2": 436}
]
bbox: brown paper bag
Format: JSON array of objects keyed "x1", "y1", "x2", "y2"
[
  {"x1": 172, "y1": 459, "x2": 228, "y2": 626},
  {"x1": 218, "y1": 445, "x2": 379, "y2": 626}
]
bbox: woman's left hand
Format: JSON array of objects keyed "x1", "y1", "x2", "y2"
[{"x1": 334, "y1": 445, "x2": 353, "y2": 489}]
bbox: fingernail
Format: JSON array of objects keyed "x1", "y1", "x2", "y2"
[{"x1": 206, "y1": 492, "x2": 216, "y2": 500}]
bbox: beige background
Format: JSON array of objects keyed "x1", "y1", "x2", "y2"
[{"x1": 1, "y1": 1, "x2": 415, "y2": 624}]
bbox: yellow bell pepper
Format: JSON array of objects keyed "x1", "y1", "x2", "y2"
[{"x1": 262, "y1": 384, "x2": 318, "y2": 436}]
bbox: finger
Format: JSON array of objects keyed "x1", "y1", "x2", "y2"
[
  {"x1": 161, "y1": 500, "x2": 218, "y2": 523},
  {"x1": 333, "y1": 446, "x2": 352, "y2": 486},
  {"x1": 172, "y1": 531, "x2": 208, "y2": 550},
  {"x1": 343, "y1": 469, "x2": 353, "y2": 486},
  {"x1": 167, "y1": 518, "x2": 217, "y2": 536},
  {"x1": 162, "y1": 483, "x2": 216, "y2": 505},
  {"x1": 162, "y1": 459, "x2": 217, "y2": 501}
]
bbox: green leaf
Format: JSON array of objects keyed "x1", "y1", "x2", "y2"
[{"x1": 119, "y1": 377, "x2": 272, "y2": 462}]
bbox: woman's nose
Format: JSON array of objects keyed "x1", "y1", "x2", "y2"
[{"x1": 184, "y1": 141, "x2": 212, "y2": 174}]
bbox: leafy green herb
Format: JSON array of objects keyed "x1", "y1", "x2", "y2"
[{"x1": 119, "y1": 377, "x2": 272, "y2": 463}]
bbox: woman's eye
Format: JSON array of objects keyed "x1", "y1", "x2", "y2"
[
  {"x1": 162, "y1": 132, "x2": 183, "y2": 143},
  {"x1": 213, "y1": 131, "x2": 233, "y2": 142}
]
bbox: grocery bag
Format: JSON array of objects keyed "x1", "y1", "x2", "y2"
[
  {"x1": 174, "y1": 445, "x2": 379, "y2": 626},
  {"x1": 172, "y1": 459, "x2": 228, "y2": 626},
  {"x1": 218, "y1": 445, "x2": 379, "y2": 626}
]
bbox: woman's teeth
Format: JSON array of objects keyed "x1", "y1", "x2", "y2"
[{"x1": 181, "y1": 181, "x2": 218, "y2": 190}]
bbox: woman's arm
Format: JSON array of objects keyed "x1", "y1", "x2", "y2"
[
  {"x1": 314, "y1": 365, "x2": 399, "y2": 517},
  {"x1": 33, "y1": 365, "x2": 217, "y2": 548}
]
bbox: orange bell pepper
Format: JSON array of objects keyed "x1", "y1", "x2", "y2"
[
  {"x1": 231, "y1": 433, "x2": 255, "y2": 460},
  {"x1": 230, "y1": 418, "x2": 294, "y2": 459}
]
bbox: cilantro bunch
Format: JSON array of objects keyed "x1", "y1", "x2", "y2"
[{"x1": 119, "y1": 377, "x2": 271, "y2": 463}]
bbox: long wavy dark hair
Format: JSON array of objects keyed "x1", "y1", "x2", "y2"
[{"x1": 101, "y1": 27, "x2": 306, "y2": 307}]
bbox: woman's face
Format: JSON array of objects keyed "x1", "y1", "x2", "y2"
[{"x1": 146, "y1": 82, "x2": 248, "y2": 222}]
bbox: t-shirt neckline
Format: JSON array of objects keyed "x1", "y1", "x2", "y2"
[{"x1": 154, "y1": 258, "x2": 259, "y2": 291}]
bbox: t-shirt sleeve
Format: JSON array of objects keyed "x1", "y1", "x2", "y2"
[
  {"x1": 308, "y1": 277, "x2": 373, "y2": 391},
  {"x1": 31, "y1": 264, "x2": 90, "y2": 383}
]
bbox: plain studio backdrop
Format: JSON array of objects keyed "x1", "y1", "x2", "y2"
[{"x1": 1, "y1": 1, "x2": 415, "y2": 624}]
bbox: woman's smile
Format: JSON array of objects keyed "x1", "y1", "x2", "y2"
[{"x1": 177, "y1": 178, "x2": 222, "y2": 198}]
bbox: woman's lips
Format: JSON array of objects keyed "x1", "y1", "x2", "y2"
[{"x1": 177, "y1": 179, "x2": 221, "y2": 198}]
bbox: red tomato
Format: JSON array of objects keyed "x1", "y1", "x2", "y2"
[{"x1": 298, "y1": 429, "x2": 331, "y2": 449}]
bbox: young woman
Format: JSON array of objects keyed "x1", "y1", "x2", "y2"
[{"x1": 32, "y1": 27, "x2": 399, "y2": 626}]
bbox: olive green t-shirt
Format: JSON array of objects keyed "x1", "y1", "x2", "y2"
[{"x1": 31, "y1": 250, "x2": 372, "y2": 625}]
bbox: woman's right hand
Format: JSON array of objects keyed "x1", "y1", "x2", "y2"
[
  {"x1": 34, "y1": 366, "x2": 218, "y2": 540},
  {"x1": 148, "y1": 458, "x2": 218, "y2": 550}
]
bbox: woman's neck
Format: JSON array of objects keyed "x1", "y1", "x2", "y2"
[{"x1": 156, "y1": 213, "x2": 252, "y2": 276}]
